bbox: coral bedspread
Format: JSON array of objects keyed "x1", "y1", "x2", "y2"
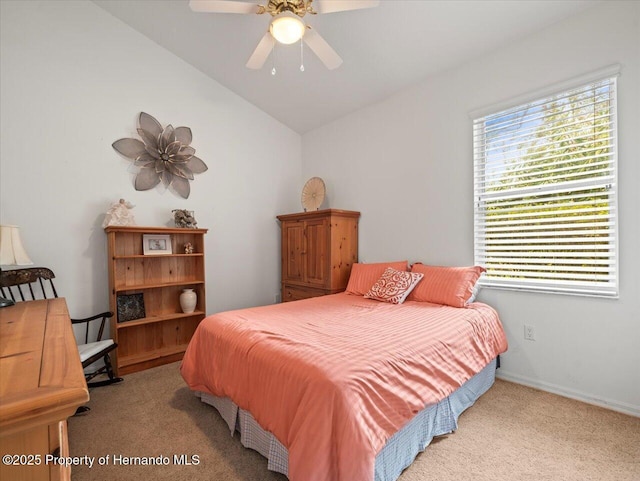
[{"x1": 180, "y1": 293, "x2": 507, "y2": 481}]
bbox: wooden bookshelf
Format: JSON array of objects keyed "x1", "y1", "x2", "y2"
[{"x1": 105, "y1": 226, "x2": 208, "y2": 375}]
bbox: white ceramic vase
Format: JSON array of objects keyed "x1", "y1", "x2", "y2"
[{"x1": 180, "y1": 288, "x2": 197, "y2": 314}]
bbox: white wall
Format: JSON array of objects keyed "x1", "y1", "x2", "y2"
[
  {"x1": 0, "y1": 1, "x2": 301, "y2": 320},
  {"x1": 2, "y1": 0, "x2": 637, "y2": 416},
  {"x1": 302, "y1": 1, "x2": 640, "y2": 415}
]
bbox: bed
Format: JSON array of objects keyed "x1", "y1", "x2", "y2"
[{"x1": 181, "y1": 275, "x2": 508, "y2": 481}]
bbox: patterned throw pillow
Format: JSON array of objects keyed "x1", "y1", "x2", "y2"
[
  {"x1": 345, "y1": 261, "x2": 409, "y2": 296},
  {"x1": 364, "y1": 268, "x2": 424, "y2": 304}
]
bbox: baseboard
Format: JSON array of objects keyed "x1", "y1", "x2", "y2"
[{"x1": 496, "y1": 370, "x2": 640, "y2": 418}]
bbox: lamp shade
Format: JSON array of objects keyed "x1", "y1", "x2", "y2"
[
  {"x1": 270, "y1": 11, "x2": 305, "y2": 44},
  {"x1": 0, "y1": 225, "x2": 33, "y2": 266}
]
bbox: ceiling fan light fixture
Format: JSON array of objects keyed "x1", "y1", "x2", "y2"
[{"x1": 269, "y1": 11, "x2": 305, "y2": 45}]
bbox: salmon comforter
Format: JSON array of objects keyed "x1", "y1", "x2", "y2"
[{"x1": 180, "y1": 293, "x2": 508, "y2": 481}]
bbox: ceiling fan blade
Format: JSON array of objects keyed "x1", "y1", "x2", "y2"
[
  {"x1": 246, "y1": 32, "x2": 276, "y2": 69},
  {"x1": 303, "y1": 27, "x2": 343, "y2": 70},
  {"x1": 189, "y1": 0, "x2": 259, "y2": 14},
  {"x1": 315, "y1": 0, "x2": 380, "y2": 14}
]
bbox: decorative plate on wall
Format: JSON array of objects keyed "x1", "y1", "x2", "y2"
[{"x1": 301, "y1": 177, "x2": 326, "y2": 211}]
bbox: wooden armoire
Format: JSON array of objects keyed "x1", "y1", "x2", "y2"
[{"x1": 276, "y1": 209, "x2": 360, "y2": 302}]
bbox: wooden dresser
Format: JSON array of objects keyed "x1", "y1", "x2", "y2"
[
  {"x1": 277, "y1": 209, "x2": 359, "y2": 302},
  {"x1": 0, "y1": 298, "x2": 89, "y2": 481}
]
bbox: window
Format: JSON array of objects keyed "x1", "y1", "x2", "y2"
[{"x1": 473, "y1": 72, "x2": 618, "y2": 297}]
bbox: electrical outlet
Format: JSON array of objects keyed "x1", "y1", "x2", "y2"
[
  {"x1": 524, "y1": 325, "x2": 536, "y2": 341},
  {"x1": 275, "y1": 293, "x2": 281, "y2": 304}
]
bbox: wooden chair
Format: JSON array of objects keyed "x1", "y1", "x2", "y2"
[{"x1": 0, "y1": 267, "x2": 123, "y2": 389}]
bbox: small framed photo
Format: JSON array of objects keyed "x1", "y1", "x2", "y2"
[
  {"x1": 116, "y1": 293, "x2": 146, "y2": 323},
  {"x1": 142, "y1": 234, "x2": 172, "y2": 255}
]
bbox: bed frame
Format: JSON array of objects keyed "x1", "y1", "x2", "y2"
[{"x1": 196, "y1": 358, "x2": 498, "y2": 481}]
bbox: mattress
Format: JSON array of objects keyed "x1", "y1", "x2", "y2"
[{"x1": 197, "y1": 357, "x2": 497, "y2": 481}]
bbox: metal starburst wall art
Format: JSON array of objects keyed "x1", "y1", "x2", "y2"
[{"x1": 112, "y1": 112, "x2": 208, "y2": 199}]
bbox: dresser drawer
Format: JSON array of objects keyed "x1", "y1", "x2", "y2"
[{"x1": 282, "y1": 285, "x2": 326, "y2": 302}]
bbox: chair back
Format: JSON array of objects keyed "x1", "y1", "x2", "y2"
[
  {"x1": 0, "y1": 267, "x2": 59, "y2": 302},
  {"x1": 1, "y1": 267, "x2": 121, "y2": 387}
]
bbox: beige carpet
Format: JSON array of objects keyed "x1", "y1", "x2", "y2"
[{"x1": 68, "y1": 362, "x2": 640, "y2": 481}]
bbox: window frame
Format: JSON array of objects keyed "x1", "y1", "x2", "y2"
[{"x1": 471, "y1": 66, "x2": 620, "y2": 298}]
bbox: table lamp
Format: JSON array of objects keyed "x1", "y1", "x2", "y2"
[{"x1": 0, "y1": 225, "x2": 33, "y2": 308}]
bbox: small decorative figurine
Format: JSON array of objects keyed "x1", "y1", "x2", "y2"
[
  {"x1": 184, "y1": 242, "x2": 194, "y2": 254},
  {"x1": 173, "y1": 209, "x2": 197, "y2": 228},
  {"x1": 102, "y1": 199, "x2": 136, "y2": 228}
]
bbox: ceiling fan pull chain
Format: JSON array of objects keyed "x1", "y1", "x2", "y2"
[
  {"x1": 271, "y1": 41, "x2": 277, "y2": 76},
  {"x1": 300, "y1": 38, "x2": 305, "y2": 72}
]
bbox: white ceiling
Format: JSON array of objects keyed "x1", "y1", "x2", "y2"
[{"x1": 92, "y1": 0, "x2": 601, "y2": 134}]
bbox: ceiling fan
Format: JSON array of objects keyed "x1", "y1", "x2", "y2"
[{"x1": 189, "y1": 0, "x2": 380, "y2": 70}]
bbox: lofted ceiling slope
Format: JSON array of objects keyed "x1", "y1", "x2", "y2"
[{"x1": 92, "y1": 0, "x2": 601, "y2": 134}]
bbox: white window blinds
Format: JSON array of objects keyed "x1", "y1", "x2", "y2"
[{"x1": 473, "y1": 75, "x2": 618, "y2": 297}]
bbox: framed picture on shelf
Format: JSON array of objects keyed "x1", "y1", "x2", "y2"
[
  {"x1": 142, "y1": 234, "x2": 172, "y2": 255},
  {"x1": 116, "y1": 293, "x2": 146, "y2": 322}
]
